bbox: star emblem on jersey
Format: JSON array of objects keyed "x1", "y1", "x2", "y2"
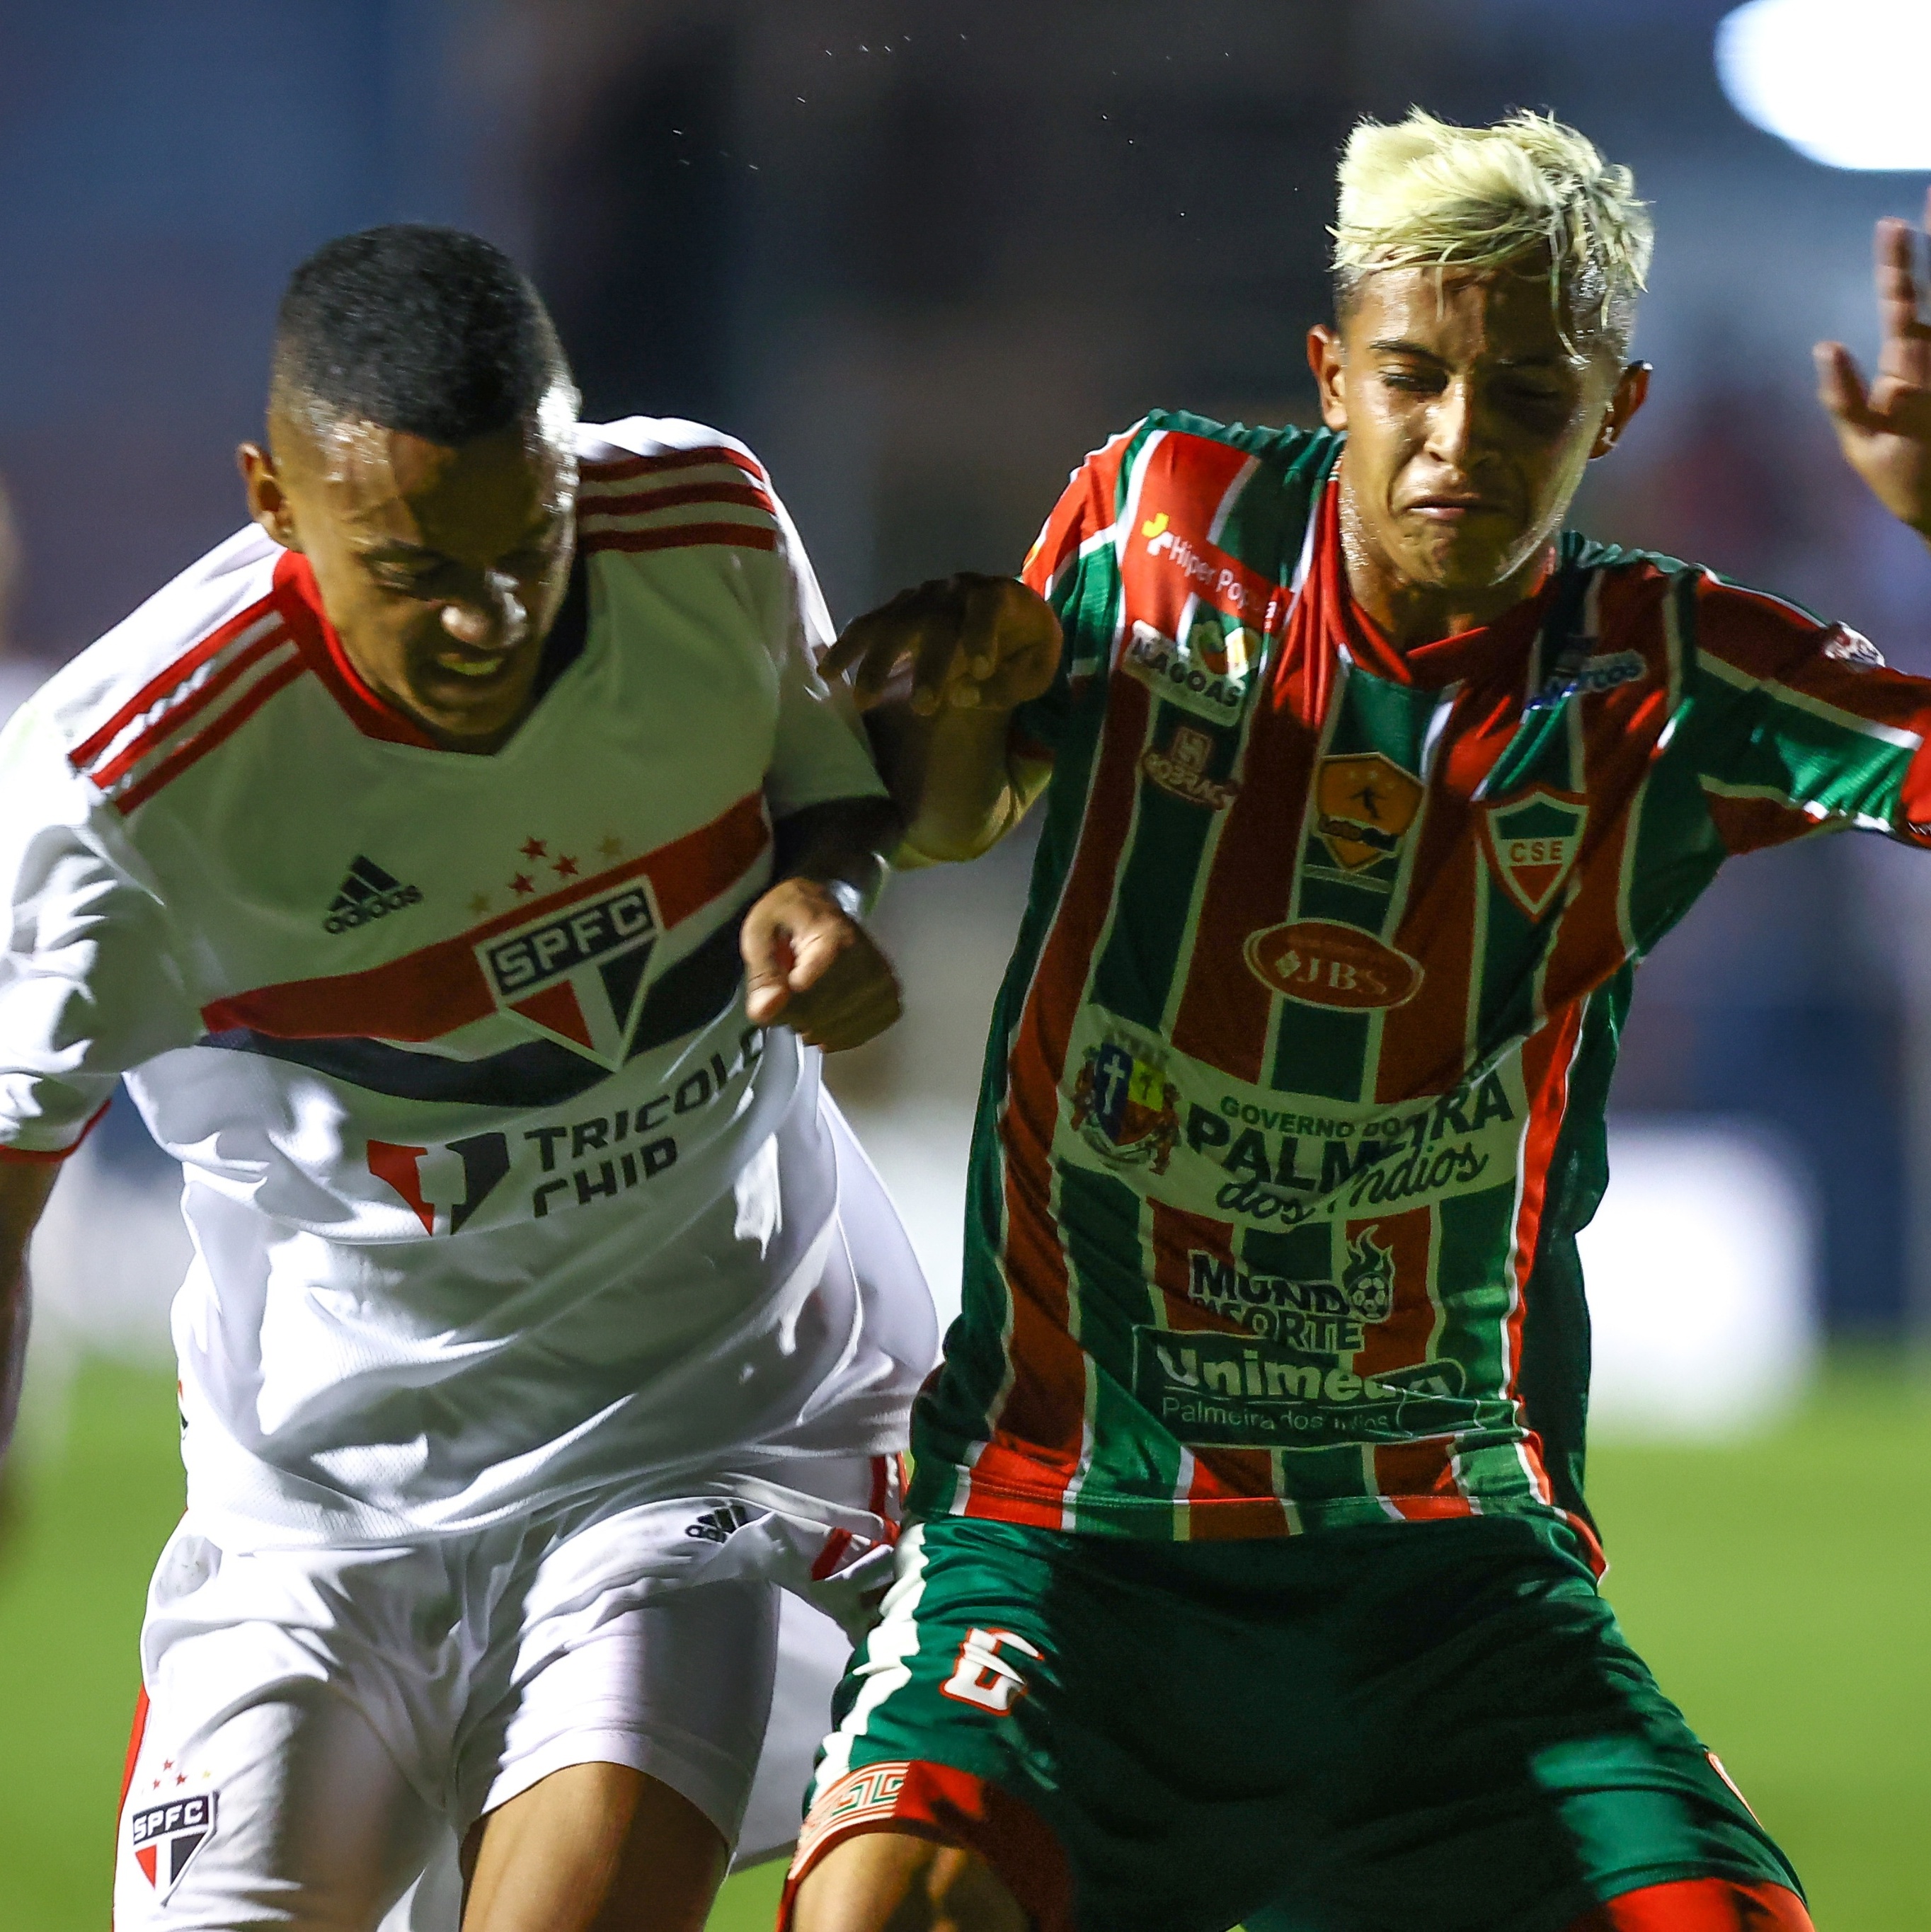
[
  {"x1": 476, "y1": 877, "x2": 662, "y2": 1069},
  {"x1": 1314, "y1": 753, "x2": 1424, "y2": 874},
  {"x1": 130, "y1": 1787, "x2": 217, "y2": 1898},
  {"x1": 323, "y1": 855, "x2": 423, "y2": 933},
  {"x1": 1481, "y1": 786, "x2": 1588, "y2": 919}
]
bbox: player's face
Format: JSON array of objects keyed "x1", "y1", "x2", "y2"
[
  {"x1": 240, "y1": 389, "x2": 578, "y2": 748},
  {"x1": 1309, "y1": 265, "x2": 1646, "y2": 614}
]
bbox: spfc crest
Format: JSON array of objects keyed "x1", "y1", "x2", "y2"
[
  {"x1": 1482, "y1": 786, "x2": 1588, "y2": 919},
  {"x1": 476, "y1": 878, "x2": 660, "y2": 1068},
  {"x1": 1071, "y1": 1040, "x2": 1181, "y2": 1173},
  {"x1": 130, "y1": 1789, "x2": 217, "y2": 1898},
  {"x1": 1316, "y1": 753, "x2": 1424, "y2": 873}
]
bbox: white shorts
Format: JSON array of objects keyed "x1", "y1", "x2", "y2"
[{"x1": 112, "y1": 1458, "x2": 898, "y2": 1932}]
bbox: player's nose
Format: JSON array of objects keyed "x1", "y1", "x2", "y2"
[{"x1": 440, "y1": 573, "x2": 529, "y2": 652}]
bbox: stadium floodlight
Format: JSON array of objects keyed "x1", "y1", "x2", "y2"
[{"x1": 1717, "y1": 0, "x2": 1931, "y2": 171}]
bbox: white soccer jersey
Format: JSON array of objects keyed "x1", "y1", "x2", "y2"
[{"x1": 0, "y1": 417, "x2": 933, "y2": 1546}]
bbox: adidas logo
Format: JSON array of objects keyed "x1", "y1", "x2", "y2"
[{"x1": 323, "y1": 855, "x2": 423, "y2": 933}]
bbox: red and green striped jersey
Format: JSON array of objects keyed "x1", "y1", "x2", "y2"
[{"x1": 907, "y1": 411, "x2": 1931, "y2": 1563}]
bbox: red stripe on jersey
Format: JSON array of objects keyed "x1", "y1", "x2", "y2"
[
  {"x1": 1184, "y1": 1480, "x2": 1293, "y2": 1537},
  {"x1": 200, "y1": 791, "x2": 769, "y2": 1042},
  {"x1": 1165, "y1": 667, "x2": 1315, "y2": 1081},
  {"x1": 580, "y1": 445, "x2": 766, "y2": 486},
  {"x1": 580, "y1": 522, "x2": 782, "y2": 557},
  {"x1": 1140, "y1": 1202, "x2": 1292, "y2": 1534},
  {"x1": 69, "y1": 596, "x2": 282, "y2": 773},
  {"x1": 113, "y1": 654, "x2": 309, "y2": 815},
  {"x1": 967, "y1": 677, "x2": 1161, "y2": 1520},
  {"x1": 1500, "y1": 1006, "x2": 1585, "y2": 1482},
  {"x1": 90, "y1": 627, "x2": 292, "y2": 789},
  {"x1": 1020, "y1": 425, "x2": 1138, "y2": 599},
  {"x1": 274, "y1": 551, "x2": 441, "y2": 749},
  {"x1": 578, "y1": 479, "x2": 777, "y2": 519},
  {"x1": 1116, "y1": 433, "x2": 1279, "y2": 645}
]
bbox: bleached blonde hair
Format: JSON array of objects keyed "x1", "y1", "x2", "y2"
[{"x1": 1331, "y1": 109, "x2": 1653, "y2": 356}]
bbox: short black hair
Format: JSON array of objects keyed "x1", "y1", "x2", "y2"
[{"x1": 272, "y1": 224, "x2": 573, "y2": 444}]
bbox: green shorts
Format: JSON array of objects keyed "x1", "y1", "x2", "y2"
[{"x1": 786, "y1": 1514, "x2": 1799, "y2": 1932}]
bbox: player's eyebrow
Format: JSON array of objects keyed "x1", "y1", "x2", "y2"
[{"x1": 1365, "y1": 339, "x2": 1566, "y2": 369}]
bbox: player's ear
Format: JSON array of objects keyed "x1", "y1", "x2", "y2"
[
  {"x1": 1308, "y1": 325, "x2": 1348, "y2": 432},
  {"x1": 238, "y1": 442, "x2": 302, "y2": 551},
  {"x1": 1590, "y1": 360, "x2": 1651, "y2": 460}
]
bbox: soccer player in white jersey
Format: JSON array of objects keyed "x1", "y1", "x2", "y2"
[{"x1": 0, "y1": 225, "x2": 936, "y2": 1931}]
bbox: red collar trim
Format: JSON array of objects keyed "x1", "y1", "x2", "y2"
[
  {"x1": 1313, "y1": 479, "x2": 1557, "y2": 689},
  {"x1": 272, "y1": 549, "x2": 442, "y2": 749}
]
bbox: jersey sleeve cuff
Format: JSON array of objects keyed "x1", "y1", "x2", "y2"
[{"x1": 0, "y1": 1097, "x2": 112, "y2": 1165}]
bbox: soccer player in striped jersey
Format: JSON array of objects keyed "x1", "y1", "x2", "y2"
[
  {"x1": 788, "y1": 115, "x2": 1931, "y2": 1932},
  {"x1": 0, "y1": 227, "x2": 939, "y2": 1930}
]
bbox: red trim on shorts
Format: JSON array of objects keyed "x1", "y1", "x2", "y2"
[
  {"x1": 1564, "y1": 1878, "x2": 1813, "y2": 1931},
  {"x1": 109, "y1": 1684, "x2": 151, "y2": 1928},
  {"x1": 0, "y1": 1098, "x2": 112, "y2": 1165},
  {"x1": 781, "y1": 1761, "x2": 1074, "y2": 1932}
]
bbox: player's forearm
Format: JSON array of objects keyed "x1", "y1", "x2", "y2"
[
  {"x1": 0, "y1": 1164, "x2": 58, "y2": 1466},
  {"x1": 0, "y1": 1262, "x2": 28, "y2": 1466},
  {"x1": 866, "y1": 703, "x2": 1041, "y2": 866},
  {"x1": 772, "y1": 795, "x2": 903, "y2": 916}
]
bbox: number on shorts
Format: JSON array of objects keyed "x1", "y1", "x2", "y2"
[{"x1": 940, "y1": 1627, "x2": 1043, "y2": 1713}]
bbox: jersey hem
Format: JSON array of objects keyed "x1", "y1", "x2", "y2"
[{"x1": 910, "y1": 1461, "x2": 1603, "y2": 1555}]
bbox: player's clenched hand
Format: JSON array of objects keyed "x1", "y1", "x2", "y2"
[
  {"x1": 1816, "y1": 188, "x2": 1931, "y2": 537},
  {"x1": 823, "y1": 573, "x2": 1062, "y2": 718},
  {"x1": 740, "y1": 877, "x2": 903, "y2": 1052}
]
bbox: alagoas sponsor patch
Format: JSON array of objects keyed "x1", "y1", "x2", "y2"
[
  {"x1": 1123, "y1": 616, "x2": 1255, "y2": 725},
  {"x1": 1054, "y1": 1008, "x2": 1524, "y2": 1232}
]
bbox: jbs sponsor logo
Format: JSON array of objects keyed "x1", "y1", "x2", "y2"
[
  {"x1": 1133, "y1": 1326, "x2": 1474, "y2": 1447},
  {"x1": 479, "y1": 880, "x2": 659, "y2": 1069},
  {"x1": 1481, "y1": 786, "x2": 1588, "y2": 919},
  {"x1": 1123, "y1": 617, "x2": 1253, "y2": 725},
  {"x1": 1244, "y1": 919, "x2": 1422, "y2": 1010},
  {"x1": 1055, "y1": 1010, "x2": 1523, "y2": 1234}
]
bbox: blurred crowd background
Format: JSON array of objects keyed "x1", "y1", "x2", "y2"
[{"x1": 1, "y1": 3, "x2": 1927, "y2": 1928}]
